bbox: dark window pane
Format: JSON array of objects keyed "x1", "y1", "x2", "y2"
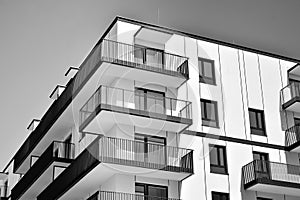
[
  {"x1": 201, "y1": 101, "x2": 205, "y2": 118},
  {"x1": 148, "y1": 185, "x2": 167, "y2": 198},
  {"x1": 249, "y1": 111, "x2": 257, "y2": 128},
  {"x1": 135, "y1": 184, "x2": 145, "y2": 194},
  {"x1": 249, "y1": 108, "x2": 266, "y2": 136},
  {"x1": 199, "y1": 58, "x2": 215, "y2": 85},
  {"x1": 207, "y1": 102, "x2": 216, "y2": 120},
  {"x1": 209, "y1": 147, "x2": 218, "y2": 165},
  {"x1": 212, "y1": 192, "x2": 229, "y2": 200},
  {"x1": 146, "y1": 49, "x2": 163, "y2": 69},
  {"x1": 203, "y1": 61, "x2": 213, "y2": 78},
  {"x1": 218, "y1": 148, "x2": 224, "y2": 166},
  {"x1": 134, "y1": 47, "x2": 144, "y2": 64},
  {"x1": 199, "y1": 61, "x2": 203, "y2": 75},
  {"x1": 210, "y1": 145, "x2": 227, "y2": 174},
  {"x1": 201, "y1": 99, "x2": 218, "y2": 127},
  {"x1": 257, "y1": 113, "x2": 263, "y2": 128},
  {"x1": 253, "y1": 153, "x2": 260, "y2": 161}
]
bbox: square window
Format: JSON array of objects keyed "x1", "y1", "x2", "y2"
[
  {"x1": 212, "y1": 191, "x2": 229, "y2": 200},
  {"x1": 201, "y1": 99, "x2": 219, "y2": 128},
  {"x1": 248, "y1": 108, "x2": 266, "y2": 136},
  {"x1": 209, "y1": 145, "x2": 228, "y2": 174},
  {"x1": 199, "y1": 57, "x2": 216, "y2": 85}
]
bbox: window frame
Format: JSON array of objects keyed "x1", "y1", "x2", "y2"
[
  {"x1": 209, "y1": 144, "x2": 228, "y2": 175},
  {"x1": 248, "y1": 108, "x2": 266, "y2": 136},
  {"x1": 135, "y1": 182, "x2": 168, "y2": 198},
  {"x1": 212, "y1": 191, "x2": 229, "y2": 200},
  {"x1": 201, "y1": 99, "x2": 219, "y2": 128},
  {"x1": 198, "y1": 57, "x2": 216, "y2": 85},
  {"x1": 135, "y1": 87, "x2": 166, "y2": 114},
  {"x1": 134, "y1": 45, "x2": 165, "y2": 68}
]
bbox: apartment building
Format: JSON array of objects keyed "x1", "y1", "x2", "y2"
[{"x1": 1, "y1": 16, "x2": 300, "y2": 200}]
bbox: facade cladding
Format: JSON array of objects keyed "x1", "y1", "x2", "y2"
[{"x1": 1, "y1": 16, "x2": 300, "y2": 200}]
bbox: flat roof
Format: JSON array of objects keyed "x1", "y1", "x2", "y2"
[{"x1": 115, "y1": 16, "x2": 300, "y2": 64}]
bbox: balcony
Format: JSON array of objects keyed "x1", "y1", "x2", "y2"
[
  {"x1": 242, "y1": 160, "x2": 300, "y2": 197},
  {"x1": 11, "y1": 141, "x2": 74, "y2": 200},
  {"x1": 79, "y1": 86, "x2": 192, "y2": 133},
  {"x1": 280, "y1": 82, "x2": 300, "y2": 112},
  {"x1": 38, "y1": 136, "x2": 193, "y2": 200},
  {"x1": 13, "y1": 38, "x2": 188, "y2": 175},
  {"x1": 285, "y1": 124, "x2": 300, "y2": 152},
  {"x1": 99, "y1": 39, "x2": 189, "y2": 87},
  {"x1": 88, "y1": 191, "x2": 180, "y2": 200}
]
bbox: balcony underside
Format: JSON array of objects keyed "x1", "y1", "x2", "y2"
[
  {"x1": 15, "y1": 161, "x2": 70, "y2": 200},
  {"x1": 282, "y1": 97, "x2": 300, "y2": 112},
  {"x1": 80, "y1": 104, "x2": 192, "y2": 133},
  {"x1": 99, "y1": 61, "x2": 188, "y2": 89},
  {"x1": 287, "y1": 141, "x2": 300, "y2": 153},
  {"x1": 245, "y1": 179, "x2": 300, "y2": 197},
  {"x1": 59, "y1": 162, "x2": 191, "y2": 200}
]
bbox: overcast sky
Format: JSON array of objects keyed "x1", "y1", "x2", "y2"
[{"x1": 1, "y1": 0, "x2": 300, "y2": 170}]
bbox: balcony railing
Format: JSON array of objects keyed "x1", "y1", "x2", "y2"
[
  {"x1": 95, "y1": 191, "x2": 180, "y2": 200},
  {"x1": 242, "y1": 160, "x2": 300, "y2": 188},
  {"x1": 101, "y1": 39, "x2": 189, "y2": 78},
  {"x1": 280, "y1": 82, "x2": 300, "y2": 106},
  {"x1": 11, "y1": 141, "x2": 75, "y2": 200},
  {"x1": 97, "y1": 136, "x2": 193, "y2": 173},
  {"x1": 80, "y1": 85, "x2": 192, "y2": 127},
  {"x1": 285, "y1": 124, "x2": 300, "y2": 148}
]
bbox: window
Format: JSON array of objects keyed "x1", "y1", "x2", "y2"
[
  {"x1": 199, "y1": 57, "x2": 216, "y2": 85},
  {"x1": 64, "y1": 134, "x2": 73, "y2": 159},
  {"x1": 248, "y1": 108, "x2": 266, "y2": 136},
  {"x1": 134, "y1": 134, "x2": 166, "y2": 164},
  {"x1": 134, "y1": 45, "x2": 164, "y2": 69},
  {"x1": 209, "y1": 145, "x2": 228, "y2": 174},
  {"x1": 135, "y1": 183, "x2": 168, "y2": 198},
  {"x1": 257, "y1": 198, "x2": 272, "y2": 200},
  {"x1": 253, "y1": 152, "x2": 270, "y2": 179},
  {"x1": 212, "y1": 192, "x2": 229, "y2": 200},
  {"x1": 201, "y1": 99, "x2": 219, "y2": 127},
  {"x1": 294, "y1": 117, "x2": 300, "y2": 126},
  {"x1": 135, "y1": 88, "x2": 165, "y2": 114}
]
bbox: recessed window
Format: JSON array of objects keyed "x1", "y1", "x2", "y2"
[
  {"x1": 134, "y1": 45, "x2": 164, "y2": 69},
  {"x1": 199, "y1": 57, "x2": 216, "y2": 85},
  {"x1": 209, "y1": 145, "x2": 228, "y2": 174},
  {"x1": 135, "y1": 88, "x2": 165, "y2": 114},
  {"x1": 201, "y1": 99, "x2": 219, "y2": 128},
  {"x1": 212, "y1": 191, "x2": 229, "y2": 200},
  {"x1": 248, "y1": 108, "x2": 266, "y2": 136}
]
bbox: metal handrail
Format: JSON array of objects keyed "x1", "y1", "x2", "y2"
[
  {"x1": 98, "y1": 191, "x2": 181, "y2": 200},
  {"x1": 242, "y1": 159, "x2": 300, "y2": 186},
  {"x1": 80, "y1": 85, "x2": 192, "y2": 126}
]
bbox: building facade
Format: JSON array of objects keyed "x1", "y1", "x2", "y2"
[{"x1": 1, "y1": 16, "x2": 300, "y2": 200}]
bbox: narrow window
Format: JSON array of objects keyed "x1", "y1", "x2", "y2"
[
  {"x1": 248, "y1": 108, "x2": 266, "y2": 136},
  {"x1": 209, "y1": 145, "x2": 228, "y2": 174},
  {"x1": 201, "y1": 99, "x2": 219, "y2": 127},
  {"x1": 199, "y1": 57, "x2": 216, "y2": 85}
]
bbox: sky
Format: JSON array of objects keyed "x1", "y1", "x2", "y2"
[{"x1": 1, "y1": 0, "x2": 300, "y2": 170}]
